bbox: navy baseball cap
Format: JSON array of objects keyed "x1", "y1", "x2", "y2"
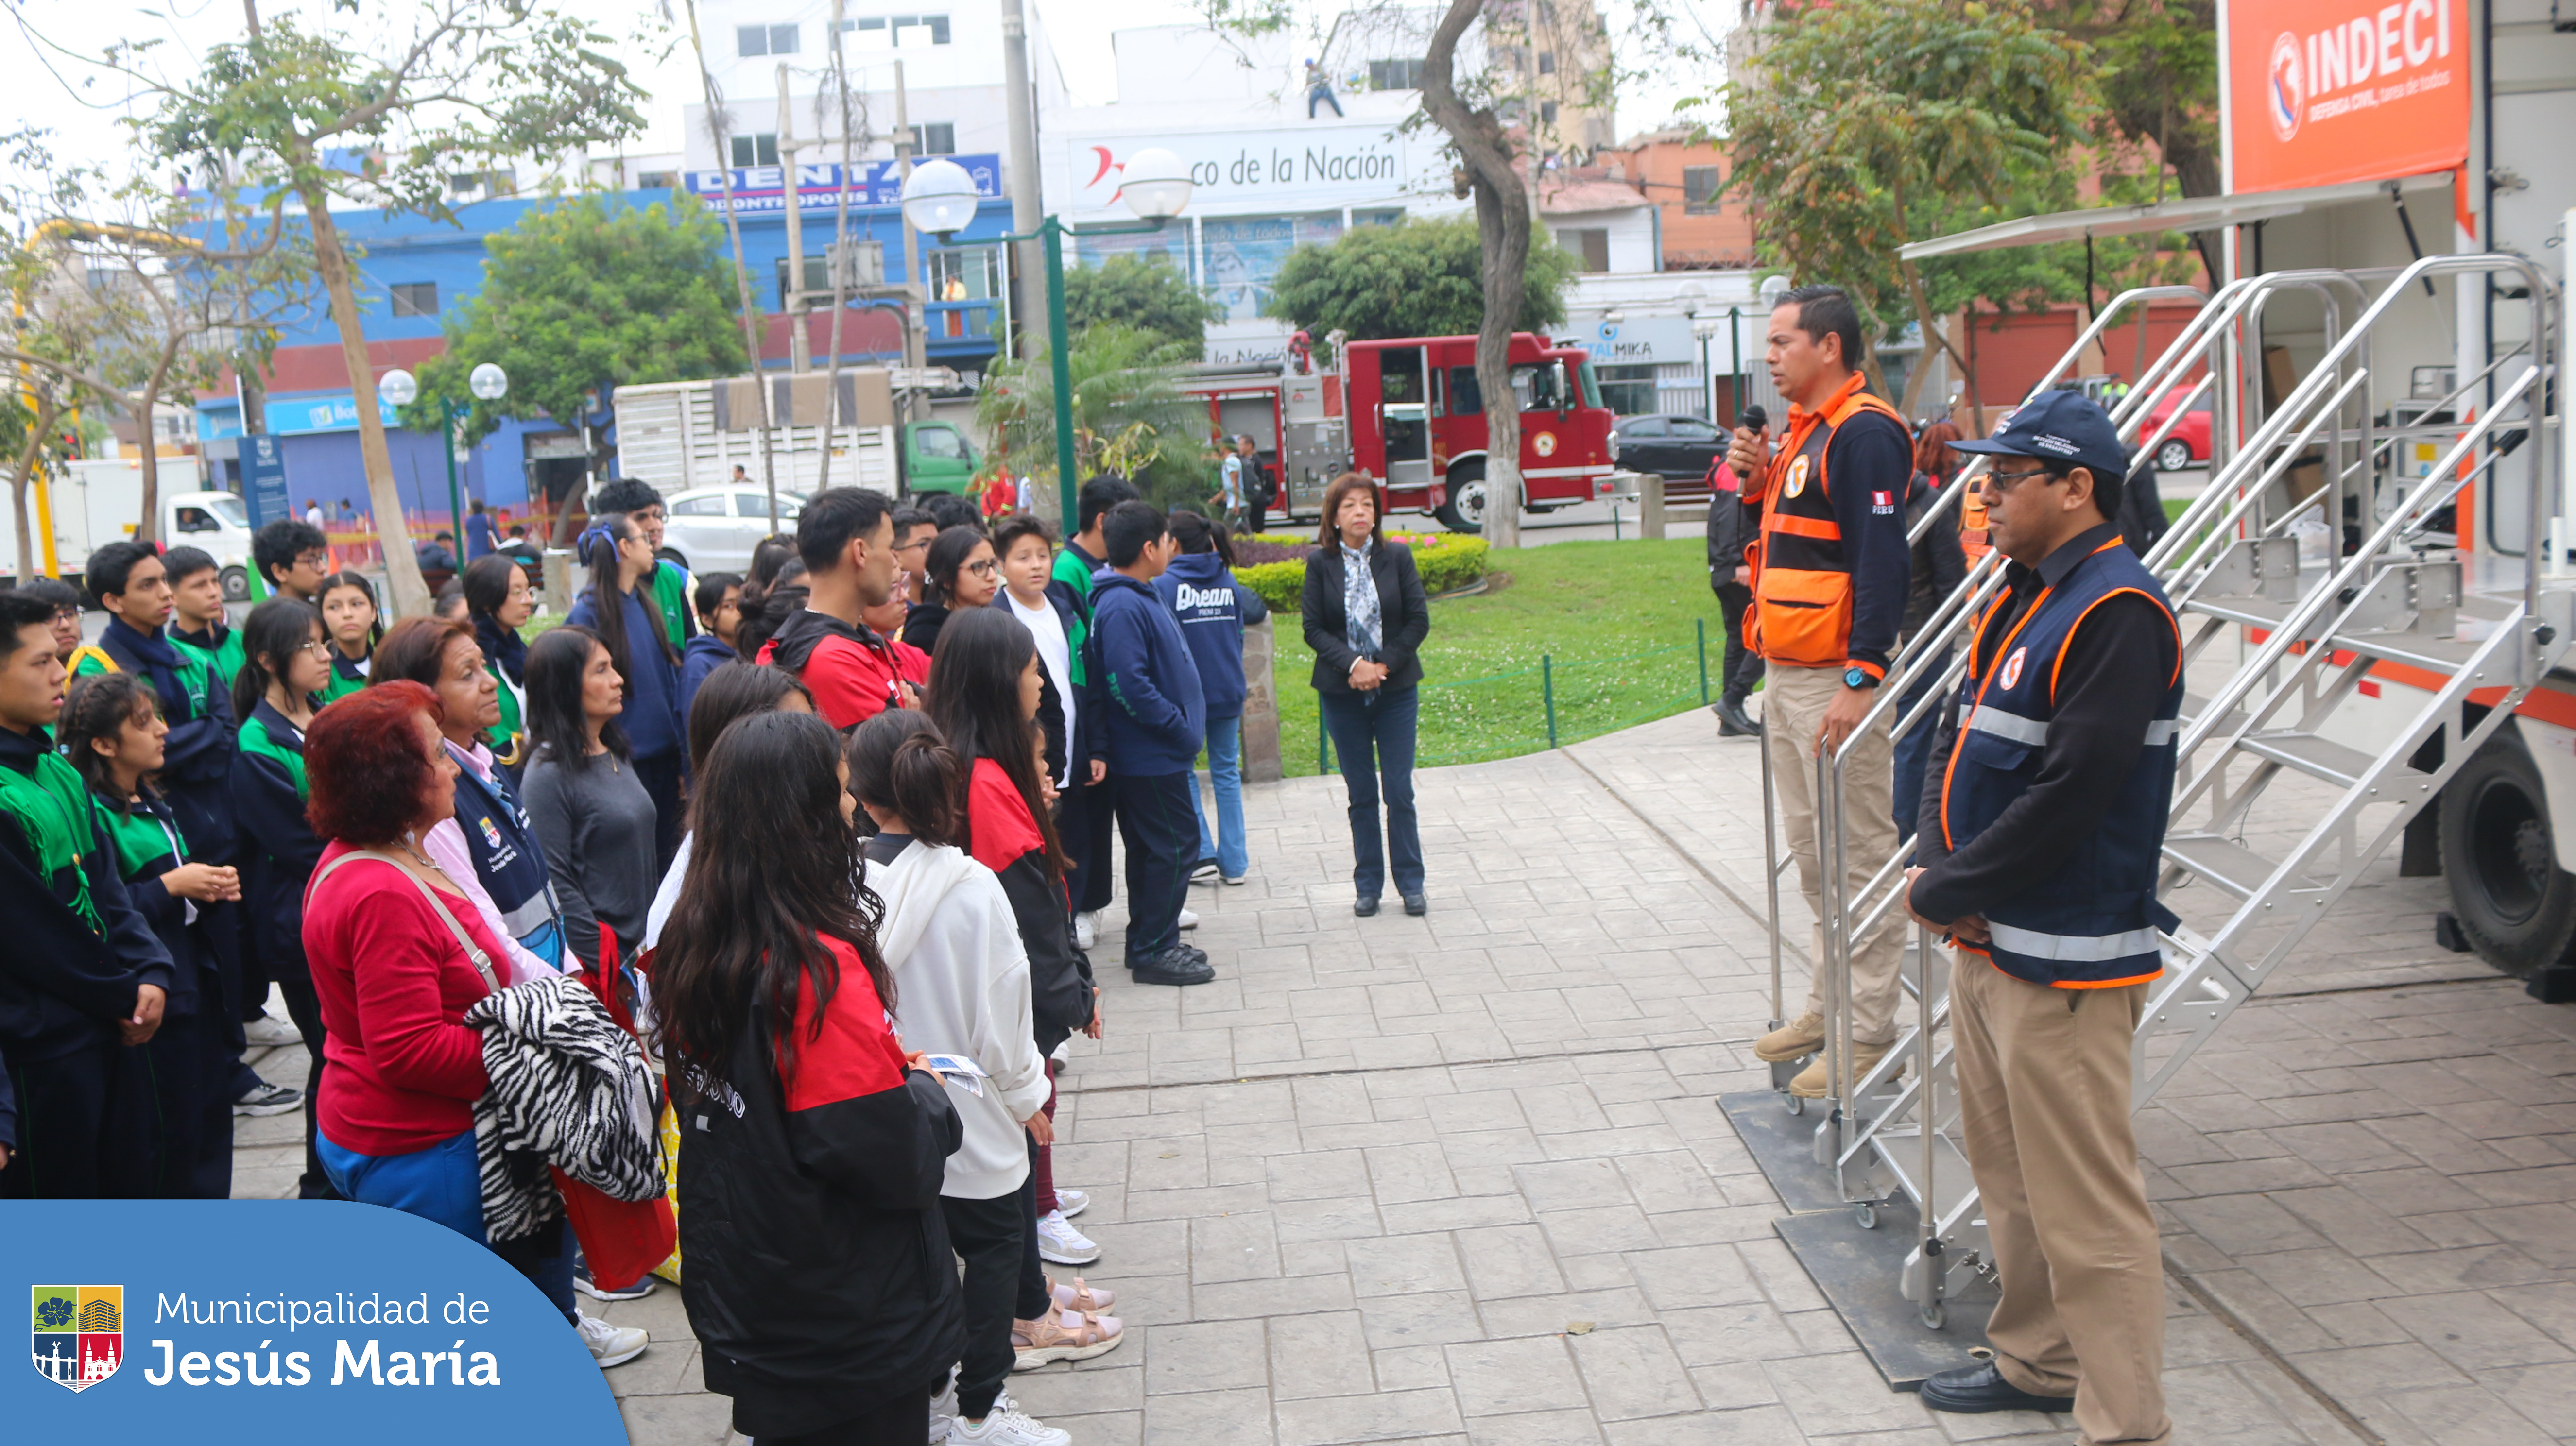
[{"x1": 1952, "y1": 390, "x2": 2130, "y2": 481}]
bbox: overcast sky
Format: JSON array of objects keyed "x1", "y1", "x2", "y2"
[{"x1": 2, "y1": 0, "x2": 1720, "y2": 187}]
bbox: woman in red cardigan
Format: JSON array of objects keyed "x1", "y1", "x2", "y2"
[{"x1": 299, "y1": 681, "x2": 648, "y2": 1373}]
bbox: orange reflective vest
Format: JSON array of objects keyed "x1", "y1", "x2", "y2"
[
  {"x1": 1743, "y1": 375, "x2": 1908, "y2": 671},
  {"x1": 1957, "y1": 473, "x2": 1992, "y2": 561}
]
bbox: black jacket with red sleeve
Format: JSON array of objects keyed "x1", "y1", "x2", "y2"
[
  {"x1": 673, "y1": 935, "x2": 964, "y2": 1436},
  {"x1": 962, "y1": 757, "x2": 1095, "y2": 1053}
]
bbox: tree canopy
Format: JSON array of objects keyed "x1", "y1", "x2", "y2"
[
  {"x1": 1064, "y1": 254, "x2": 1223, "y2": 355},
  {"x1": 974, "y1": 323, "x2": 1211, "y2": 511},
  {"x1": 406, "y1": 193, "x2": 747, "y2": 446},
  {"x1": 1263, "y1": 215, "x2": 1576, "y2": 347}
]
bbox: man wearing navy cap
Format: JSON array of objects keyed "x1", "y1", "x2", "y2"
[{"x1": 1902, "y1": 390, "x2": 2177, "y2": 1446}]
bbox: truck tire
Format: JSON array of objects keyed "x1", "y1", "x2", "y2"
[
  {"x1": 1435, "y1": 461, "x2": 1488, "y2": 534},
  {"x1": 220, "y1": 566, "x2": 250, "y2": 602},
  {"x1": 2439, "y1": 730, "x2": 2576, "y2": 976}
]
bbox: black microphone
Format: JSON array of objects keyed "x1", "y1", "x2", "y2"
[{"x1": 1739, "y1": 404, "x2": 1769, "y2": 433}]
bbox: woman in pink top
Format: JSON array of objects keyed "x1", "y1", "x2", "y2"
[{"x1": 299, "y1": 681, "x2": 647, "y2": 1372}]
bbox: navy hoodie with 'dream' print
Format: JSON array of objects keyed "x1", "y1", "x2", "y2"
[{"x1": 1153, "y1": 550, "x2": 1268, "y2": 721}]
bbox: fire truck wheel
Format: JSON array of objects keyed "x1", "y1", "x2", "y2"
[
  {"x1": 1436, "y1": 462, "x2": 1488, "y2": 534},
  {"x1": 2439, "y1": 731, "x2": 2576, "y2": 976}
]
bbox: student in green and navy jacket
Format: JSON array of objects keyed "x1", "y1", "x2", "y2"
[
  {"x1": 0, "y1": 591, "x2": 176, "y2": 1200},
  {"x1": 66, "y1": 542, "x2": 239, "y2": 876},
  {"x1": 314, "y1": 571, "x2": 381, "y2": 705},
  {"x1": 164, "y1": 546, "x2": 246, "y2": 690},
  {"x1": 462, "y1": 554, "x2": 535, "y2": 767},
  {"x1": 590, "y1": 477, "x2": 700, "y2": 650},
  {"x1": 62, "y1": 670, "x2": 243, "y2": 1199},
  {"x1": 226, "y1": 597, "x2": 336, "y2": 1199}
]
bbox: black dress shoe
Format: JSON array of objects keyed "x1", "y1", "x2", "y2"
[
  {"x1": 1130, "y1": 946, "x2": 1216, "y2": 986},
  {"x1": 1713, "y1": 698, "x2": 1762, "y2": 737},
  {"x1": 1354, "y1": 897, "x2": 1380, "y2": 917},
  {"x1": 1401, "y1": 894, "x2": 1426, "y2": 916},
  {"x1": 1919, "y1": 1362, "x2": 2076, "y2": 1415}
]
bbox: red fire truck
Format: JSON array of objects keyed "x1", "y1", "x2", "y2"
[{"x1": 1175, "y1": 331, "x2": 1622, "y2": 534}]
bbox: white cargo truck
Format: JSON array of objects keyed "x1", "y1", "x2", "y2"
[
  {"x1": 2, "y1": 458, "x2": 260, "y2": 599},
  {"x1": 610, "y1": 367, "x2": 961, "y2": 498}
]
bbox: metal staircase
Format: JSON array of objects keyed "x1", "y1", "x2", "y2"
[{"x1": 1758, "y1": 255, "x2": 2563, "y2": 1339}]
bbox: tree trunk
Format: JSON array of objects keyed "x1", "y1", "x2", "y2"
[
  {"x1": 135, "y1": 346, "x2": 180, "y2": 547},
  {"x1": 1422, "y1": 0, "x2": 1530, "y2": 549},
  {"x1": 11, "y1": 398, "x2": 60, "y2": 583},
  {"x1": 296, "y1": 176, "x2": 430, "y2": 616}
]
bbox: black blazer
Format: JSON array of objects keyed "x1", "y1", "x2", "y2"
[{"x1": 1302, "y1": 540, "x2": 1430, "y2": 695}]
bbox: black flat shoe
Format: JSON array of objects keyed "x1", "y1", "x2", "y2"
[
  {"x1": 1713, "y1": 699, "x2": 1762, "y2": 737},
  {"x1": 1919, "y1": 1362, "x2": 2075, "y2": 1415},
  {"x1": 1402, "y1": 894, "x2": 1426, "y2": 916},
  {"x1": 1354, "y1": 897, "x2": 1380, "y2": 917},
  {"x1": 1130, "y1": 946, "x2": 1215, "y2": 986}
]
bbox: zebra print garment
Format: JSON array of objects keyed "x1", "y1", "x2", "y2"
[{"x1": 464, "y1": 972, "x2": 665, "y2": 1243}]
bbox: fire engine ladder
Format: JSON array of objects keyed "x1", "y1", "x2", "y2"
[{"x1": 1764, "y1": 254, "x2": 2563, "y2": 1335}]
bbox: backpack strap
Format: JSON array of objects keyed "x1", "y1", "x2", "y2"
[{"x1": 309, "y1": 849, "x2": 502, "y2": 995}]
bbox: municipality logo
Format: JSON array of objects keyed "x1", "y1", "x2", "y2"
[{"x1": 32, "y1": 1284, "x2": 123, "y2": 1391}]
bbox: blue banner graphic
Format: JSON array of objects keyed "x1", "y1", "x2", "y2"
[{"x1": 683, "y1": 155, "x2": 1003, "y2": 213}]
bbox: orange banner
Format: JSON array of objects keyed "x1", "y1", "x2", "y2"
[{"x1": 2228, "y1": 0, "x2": 2470, "y2": 193}]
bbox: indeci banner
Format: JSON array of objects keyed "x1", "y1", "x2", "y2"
[
  {"x1": 7, "y1": 1200, "x2": 624, "y2": 1441},
  {"x1": 2227, "y1": 0, "x2": 2470, "y2": 193}
]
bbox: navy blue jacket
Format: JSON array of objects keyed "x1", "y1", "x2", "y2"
[
  {"x1": 1153, "y1": 551, "x2": 1267, "y2": 720},
  {"x1": 229, "y1": 701, "x2": 326, "y2": 982},
  {"x1": 1084, "y1": 570, "x2": 1205, "y2": 776},
  {"x1": 569, "y1": 584, "x2": 685, "y2": 763},
  {"x1": 0, "y1": 725, "x2": 175, "y2": 1062},
  {"x1": 677, "y1": 634, "x2": 738, "y2": 733},
  {"x1": 89, "y1": 618, "x2": 237, "y2": 860}
]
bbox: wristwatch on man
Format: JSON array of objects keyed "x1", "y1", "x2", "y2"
[{"x1": 1844, "y1": 665, "x2": 1879, "y2": 690}]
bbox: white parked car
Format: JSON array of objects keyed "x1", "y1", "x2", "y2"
[{"x1": 655, "y1": 487, "x2": 807, "y2": 576}]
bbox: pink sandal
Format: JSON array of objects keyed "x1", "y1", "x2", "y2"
[
  {"x1": 1012, "y1": 1307, "x2": 1124, "y2": 1369},
  {"x1": 1047, "y1": 1276, "x2": 1115, "y2": 1312}
]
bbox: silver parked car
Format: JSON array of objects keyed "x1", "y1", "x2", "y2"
[{"x1": 656, "y1": 488, "x2": 807, "y2": 575}]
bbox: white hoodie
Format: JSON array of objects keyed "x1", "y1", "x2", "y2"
[{"x1": 869, "y1": 838, "x2": 1052, "y2": 1200}]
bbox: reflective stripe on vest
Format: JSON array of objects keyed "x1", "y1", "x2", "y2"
[
  {"x1": 1987, "y1": 920, "x2": 2164, "y2": 964},
  {"x1": 1964, "y1": 708, "x2": 2180, "y2": 749},
  {"x1": 1748, "y1": 378, "x2": 1906, "y2": 667}
]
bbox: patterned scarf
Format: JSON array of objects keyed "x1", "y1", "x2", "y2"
[{"x1": 1340, "y1": 543, "x2": 1381, "y2": 657}]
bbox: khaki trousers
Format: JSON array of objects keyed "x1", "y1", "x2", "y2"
[
  {"x1": 1951, "y1": 953, "x2": 2170, "y2": 1446},
  {"x1": 1762, "y1": 662, "x2": 1904, "y2": 1044}
]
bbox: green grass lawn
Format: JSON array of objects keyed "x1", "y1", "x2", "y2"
[{"x1": 1269, "y1": 537, "x2": 1727, "y2": 778}]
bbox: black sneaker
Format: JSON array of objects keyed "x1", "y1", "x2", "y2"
[
  {"x1": 576, "y1": 1262, "x2": 656, "y2": 1302},
  {"x1": 232, "y1": 1081, "x2": 304, "y2": 1117},
  {"x1": 1190, "y1": 858, "x2": 1221, "y2": 883},
  {"x1": 1131, "y1": 945, "x2": 1216, "y2": 986}
]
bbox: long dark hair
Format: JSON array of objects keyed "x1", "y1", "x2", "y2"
[
  {"x1": 923, "y1": 606, "x2": 1066, "y2": 875},
  {"x1": 847, "y1": 709, "x2": 962, "y2": 848},
  {"x1": 61, "y1": 672, "x2": 158, "y2": 799},
  {"x1": 686, "y1": 660, "x2": 814, "y2": 779},
  {"x1": 579, "y1": 514, "x2": 677, "y2": 691},
  {"x1": 525, "y1": 624, "x2": 629, "y2": 770},
  {"x1": 233, "y1": 597, "x2": 324, "y2": 722},
  {"x1": 921, "y1": 525, "x2": 988, "y2": 608},
  {"x1": 656, "y1": 710, "x2": 889, "y2": 1080}
]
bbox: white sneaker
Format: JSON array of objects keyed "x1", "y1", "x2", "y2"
[
  {"x1": 1048, "y1": 1038, "x2": 1071, "y2": 1067},
  {"x1": 1177, "y1": 907, "x2": 1199, "y2": 930},
  {"x1": 1035, "y1": 1209, "x2": 1100, "y2": 1265},
  {"x1": 1073, "y1": 911, "x2": 1098, "y2": 951},
  {"x1": 576, "y1": 1311, "x2": 648, "y2": 1369},
  {"x1": 948, "y1": 1392, "x2": 1071, "y2": 1446},
  {"x1": 1054, "y1": 1188, "x2": 1089, "y2": 1219},
  {"x1": 929, "y1": 1366, "x2": 959, "y2": 1443},
  {"x1": 243, "y1": 1014, "x2": 302, "y2": 1048},
  {"x1": 1222, "y1": 872, "x2": 1247, "y2": 885}
]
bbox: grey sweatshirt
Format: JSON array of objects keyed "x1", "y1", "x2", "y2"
[{"x1": 521, "y1": 748, "x2": 659, "y2": 967}]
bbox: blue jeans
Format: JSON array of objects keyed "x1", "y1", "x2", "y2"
[
  {"x1": 1320, "y1": 685, "x2": 1423, "y2": 900},
  {"x1": 1891, "y1": 647, "x2": 1949, "y2": 849},
  {"x1": 1189, "y1": 714, "x2": 1249, "y2": 879},
  {"x1": 318, "y1": 1126, "x2": 578, "y2": 1324}
]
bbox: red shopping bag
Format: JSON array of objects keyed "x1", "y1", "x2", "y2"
[{"x1": 552, "y1": 1168, "x2": 675, "y2": 1293}]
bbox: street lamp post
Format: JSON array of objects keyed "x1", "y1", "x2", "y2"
[
  {"x1": 381, "y1": 363, "x2": 510, "y2": 569},
  {"x1": 900, "y1": 149, "x2": 1192, "y2": 527}
]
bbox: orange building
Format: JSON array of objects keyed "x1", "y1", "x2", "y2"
[{"x1": 1596, "y1": 127, "x2": 1756, "y2": 271}]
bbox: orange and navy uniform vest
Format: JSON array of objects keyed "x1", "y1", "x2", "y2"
[
  {"x1": 1957, "y1": 474, "x2": 1992, "y2": 561},
  {"x1": 1744, "y1": 374, "x2": 1909, "y2": 672},
  {"x1": 1938, "y1": 538, "x2": 2183, "y2": 988}
]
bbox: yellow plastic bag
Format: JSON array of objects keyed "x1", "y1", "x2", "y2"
[{"x1": 650, "y1": 1096, "x2": 684, "y2": 1284}]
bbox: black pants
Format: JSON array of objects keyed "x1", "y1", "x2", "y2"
[
  {"x1": 635, "y1": 749, "x2": 685, "y2": 873},
  {"x1": 1716, "y1": 583, "x2": 1764, "y2": 705},
  {"x1": 147, "y1": 1005, "x2": 237, "y2": 1198},
  {"x1": 1057, "y1": 774, "x2": 1117, "y2": 917},
  {"x1": 274, "y1": 972, "x2": 339, "y2": 1200},
  {"x1": 1108, "y1": 770, "x2": 1196, "y2": 967},
  {"x1": 942, "y1": 1177, "x2": 1048, "y2": 1421},
  {"x1": 0, "y1": 1034, "x2": 157, "y2": 1199},
  {"x1": 747, "y1": 1386, "x2": 932, "y2": 1446}
]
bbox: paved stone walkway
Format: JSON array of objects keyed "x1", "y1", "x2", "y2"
[{"x1": 228, "y1": 701, "x2": 2576, "y2": 1446}]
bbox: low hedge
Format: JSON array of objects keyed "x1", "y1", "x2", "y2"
[{"x1": 1236, "y1": 532, "x2": 1489, "y2": 612}]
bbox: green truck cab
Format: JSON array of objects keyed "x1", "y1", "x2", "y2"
[{"x1": 898, "y1": 420, "x2": 979, "y2": 495}]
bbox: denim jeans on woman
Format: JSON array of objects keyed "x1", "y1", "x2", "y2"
[
  {"x1": 1189, "y1": 714, "x2": 1249, "y2": 879},
  {"x1": 1320, "y1": 685, "x2": 1423, "y2": 901},
  {"x1": 317, "y1": 1126, "x2": 578, "y2": 1324}
]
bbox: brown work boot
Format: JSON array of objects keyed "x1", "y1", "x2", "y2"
[
  {"x1": 1788, "y1": 1039, "x2": 1901, "y2": 1099},
  {"x1": 1752, "y1": 1011, "x2": 1827, "y2": 1063}
]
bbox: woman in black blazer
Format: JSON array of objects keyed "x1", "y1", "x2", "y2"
[{"x1": 1302, "y1": 473, "x2": 1432, "y2": 915}]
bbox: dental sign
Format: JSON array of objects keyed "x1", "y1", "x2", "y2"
[{"x1": 2228, "y1": 0, "x2": 2467, "y2": 192}]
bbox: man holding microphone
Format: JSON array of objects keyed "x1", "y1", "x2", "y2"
[
  {"x1": 1903, "y1": 390, "x2": 2177, "y2": 1446},
  {"x1": 1726, "y1": 284, "x2": 1914, "y2": 1097}
]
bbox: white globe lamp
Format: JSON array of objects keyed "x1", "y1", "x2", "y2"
[
  {"x1": 1115, "y1": 147, "x2": 1193, "y2": 222},
  {"x1": 899, "y1": 158, "x2": 981, "y2": 239}
]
